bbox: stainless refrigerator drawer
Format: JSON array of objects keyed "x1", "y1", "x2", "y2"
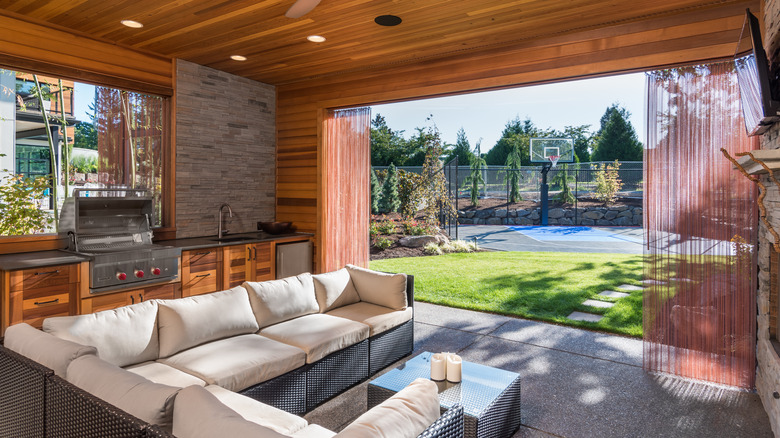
[{"x1": 276, "y1": 241, "x2": 313, "y2": 278}]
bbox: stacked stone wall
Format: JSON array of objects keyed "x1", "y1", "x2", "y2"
[{"x1": 458, "y1": 205, "x2": 642, "y2": 227}]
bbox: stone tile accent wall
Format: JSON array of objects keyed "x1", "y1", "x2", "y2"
[{"x1": 175, "y1": 60, "x2": 276, "y2": 238}]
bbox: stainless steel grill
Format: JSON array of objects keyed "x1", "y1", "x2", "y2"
[{"x1": 60, "y1": 189, "x2": 181, "y2": 294}]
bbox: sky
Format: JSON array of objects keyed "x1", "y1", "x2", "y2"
[
  {"x1": 371, "y1": 72, "x2": 647, "y2": 153},
  {"x1": 73, "y1": 82, "x2": 96, "y2": 123}
]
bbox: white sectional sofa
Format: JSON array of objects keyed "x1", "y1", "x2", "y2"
[{"x1": 0, "y1": 266, "x2": 462, "y2": 437}]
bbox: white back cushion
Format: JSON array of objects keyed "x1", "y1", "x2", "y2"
[
  {"x1": 157, "y1": 286, "x2": 259, "y2": 357},
  {"x1": 173, "y1": 385, "x2": 288, "y2": 438},
  {"x1": 346, "y1": 265, "x2": 407, "y2": 310},
  {"x1": 67, "y1": 354, "x2": 180, "y2": 431},
  {"x1": 335, "y1": 378, "x2": 440, "y2": 438},
  {"x1": 43, "y1": 300, "x2": 159, "y2": 367},
  {"x1": 4, "y1": 323, "x2": 96, "y2": 378},
  {"x1": 312, "y1": 268, "x2": 360, "y2": 312},
  {"x1": 243, "y1": 273, "x2": 319, "y2": 329}
]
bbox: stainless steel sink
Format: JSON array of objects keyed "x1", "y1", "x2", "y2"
[{"x1": 210, "y1": 236, "x2": 255, "y2": 243}]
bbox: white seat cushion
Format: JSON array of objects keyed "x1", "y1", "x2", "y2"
[
  {"x1": 335, "y1": 378, "x2": 440, "y2": 438},
  {"x1": 259, "y1": 314, "x2": 369, "y2": 364},
  {"x1": 43, "y1": 300, "x2": 159, "y2": 367},
  {"x1": 292, "y1": 424, "x2": 337, "y2": 438},
  {"x1": 312, "y1": 268, "x2": 360, "y2": 312},
  {"x1": 173, "y1": 385, "x2": 288, "y2": 438},
  {"x1": 326, "y1": 302, "x2": 413, "y2": 337},
  {"x1": 67, "y1": 355, "x2": 180, "y2": 432},
  {"x1": 346, "y1": 265, "x2": 407, "y2": 311},
  {"x1": 125, "y1": 361, "x2": 206, "y2": 388},
  {"x1": 4, "y1": 323, "x2": 96, "y2": 378},
  {"x1": 244, "y1": 273, "x2": 319, "y2": 329},
  {"x1": 158, "y1": 334, "x2": 305, "y2": 392},
  {"x1": 157, "y1": 286, "x2": 259, "y2": 357},
  {"x1": 205, "y1": 385, "x2": 308, "y2": 435}
]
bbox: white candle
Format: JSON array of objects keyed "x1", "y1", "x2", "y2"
[
  {"x1": 430, "y1": 353, "x2": 446, "y2": 381},
  {"x1": 446, "y1": 354, "x2": 462, "y2": 383}
]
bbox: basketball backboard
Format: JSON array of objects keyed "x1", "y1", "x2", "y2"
[{"x1": 530, "y1": 138, "x2": 575, "y2": 164}]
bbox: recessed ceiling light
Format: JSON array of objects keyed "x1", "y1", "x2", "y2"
[
  {"x1": 230, "y1": 55, "x2": 247, "y2": 61},
  {"x1": 374, "y1": 15, "x2": 402, "y2": 26},
  {"x1": 120, "y1": 19, "x2": 144, "y2": 29},
  {"x1": 307, "y1": 35, "x2": 326, "y2": 43}
]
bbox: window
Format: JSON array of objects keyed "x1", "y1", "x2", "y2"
[{"x1": 0, "y1": 68, "x2": 167, "y2": 236}]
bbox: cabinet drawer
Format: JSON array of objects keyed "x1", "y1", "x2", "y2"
[
  {"x1": 183, "y1": 249, "x2": 220, "y2": 270},
  {"x1": 182, "y1": 270, "x2": 218, "y2": 297},
  {"x1": 16, "y1": 284, "x2": 76, "y2": 329},
  {"x1": 13, "y1": 264, "x2": 77, "y2": 290},
  {"x1": 142, "y1": 283, "x2": 178, "y2": 300}
]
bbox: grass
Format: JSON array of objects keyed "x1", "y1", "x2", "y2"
[{"x1": 371, "y1": 251, "x2": 644, "y2": 337}]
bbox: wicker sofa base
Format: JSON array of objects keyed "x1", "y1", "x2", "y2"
[
  {"x1": 0, "y1": 347, "x2": 50, "y2": 438},
  {"x1": 305, "y1": 339, "x2": 369, "y2": 411},
  {"x1": 369, "y1": 319, "x2": 414, "y2": 376},
  {"x1": 239, "y1": 365, "x2": 307, "y2": 415}
]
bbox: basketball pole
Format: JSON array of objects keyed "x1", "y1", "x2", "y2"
[{"x1": 540, "y1": 162, "x2": 551, "y2": 226}]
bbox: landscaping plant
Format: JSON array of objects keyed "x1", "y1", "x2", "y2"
[
  {"x1": 396, "y1": 169, "x2": 423, "y2": 217},
  {"x1": 594, "y1": 160, "x2": 623, "y2": 205},
  {"x1": 505, "y1": 139, "x2": 523, "y2": 202},
  {"x1": 0, "y1": 173, "x2": 53, "y2": 236},
  {"x1": 552, "y1": 164, "x2": 576, "y2": 204},
  {"x1": 417, "y1": 124, "x2": 453, "y2": 223},
  {"x1": 466, "y1": 141, "x2": 486, "y2": 206},
  {"x1": 401, "y1": 218, "x2": 438, "y2": 236},
  {"x1": 370, "y1": 167, "x2": 382, "y2": 214},
  {"x1": 380, "y1": 163, "x2": 401, "y2": 213}
]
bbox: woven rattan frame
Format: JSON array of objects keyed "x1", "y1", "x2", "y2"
[
  {"x1": 417, "y1": 405, "x2": 465, "y2": 438},
  {"x1": 0, "y1": 346, "x2": 51, "y2": 438},
  {"x1": 45, "y1": 375, "x2": 150, "y2": 438},
  {"x1": 305, "y1": 339, "x2": 369, "y2": 411},
  {"x1": 368, "y1": 319, "x2": 414, "y2": 376},
  {"x1": 239, "y1": 365, "x2": 307, "y2": 415},
  {"x1": 469, "y1": 376, "x2": 521, "y2": 438}
]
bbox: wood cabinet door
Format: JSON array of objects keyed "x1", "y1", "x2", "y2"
[
  {"x1": 81, "y1": 291, "x2": 132, "y2": 314},
  {"x1": 223, "y1": 245, "x2": 250, "y2": 288},
  {"x1": 251, "y1": 242, "x2": 274, "y2": 282},
  {"x1": 181, "y1": 249, "x2": 222, "y2": 297}
]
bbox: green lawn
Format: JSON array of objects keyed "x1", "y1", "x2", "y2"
[{"x1": 371, "y1": 252, "x2": 644, "y2": 337}]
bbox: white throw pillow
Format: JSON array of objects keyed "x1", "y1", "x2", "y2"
[
  {"x1": 336, "y1": 378, "x2": 440, "y2": 438},
  {"x1": 157, "y1": 286, "x2": 259, "y2": 357},
  {"x1": 243, "y1": 273, "x2": 319, "y2": 329},
  {"x1": 3, "y1": 323, "x2": 96, "y2": 378},
  {"x1": 346, "y1": 265, "x2": 407, "y2": 310},
  {"x1": 67, "y1": 355, "x2": 180, "y2": 431},
  {"x1": 312, "y1": 268, "x2": 360, "y2": 312},
  {"x1": 43, "y1": 300, "x2": 159, "y2": 367},
  {"x1": 173, "y1": 385, "x2": 289, "y2": 438}
]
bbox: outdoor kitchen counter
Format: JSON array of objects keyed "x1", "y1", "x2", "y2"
[
  {"x1": 0, "y1": 250, "x2": 89, "y2": 271},
  {"x1": 158, "y1": 232, "x2": 313, "y2": 251}
]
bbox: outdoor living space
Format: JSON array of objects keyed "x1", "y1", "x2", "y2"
[{"x1": 308, "y1": 302, "x2": 772, "y2": 437}]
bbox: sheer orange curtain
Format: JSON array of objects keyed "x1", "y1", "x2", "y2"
[
  {"x1": 644, "y1": 61, "x2": 758, "y2": 388},
  {"x1": 323, "y1": 107, "x2": 371, "y2": 271}
]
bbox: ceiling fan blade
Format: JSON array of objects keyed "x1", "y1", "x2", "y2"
[{"x1": 285, "y1": 0, "x2": 321, "y2": 18}]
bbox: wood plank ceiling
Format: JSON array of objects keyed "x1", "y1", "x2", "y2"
[{"x1": 0, "y1": 0, "x2": 759, "y2": 86}]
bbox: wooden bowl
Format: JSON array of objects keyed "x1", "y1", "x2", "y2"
[{"x1": 258, "y1": 221, "x2": 295, "y2": 235}]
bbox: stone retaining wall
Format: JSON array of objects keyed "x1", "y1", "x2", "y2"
[{"x1": 458, "y1": 205, "x2": 642, "y2": 226}]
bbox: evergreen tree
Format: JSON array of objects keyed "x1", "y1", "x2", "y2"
[
  {"x1": 466, "y1": 141, "x2": 487, "y2": 206},
  {"x1": 369, "y1": 167, "x2": 382, "y2": 214},
  {"x1": 560, "y1": 125, "x2": 591, "y2": 162},
  {"x1": 445, "y1": 127, "x2": 475, "y2": 166},
  {"x1": 370, "y1": 114, "x2": 409, "y2": 166},
  {"x1": 505, "y1": 137, "x2": 523, "y2": 202},
  {"x1": 380, "y1": 163, "x2": 401, "y2": 213},
  {"x1": 485, "y1": 117, "x2": 537, "y2": 165},
  {"x1": 591, "y1": 104, "x2": 643, "y2": 162}
]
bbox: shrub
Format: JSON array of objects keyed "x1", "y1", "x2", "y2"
[
  {"x1": 593, "y1": 160, "x2": 623, "y2": 205},
  {"x1": 423, "y1": 242, "x2": 443, "y2": 255},
  {"x1": 466, "y1": 141, "x2": 486, "y2": 206},
  {"x1": 397, "y1": 169, "x2": 424, "y2": 217},
  {"x1": 401, "y1": 218, "x2": 439, "y2": 236},
  {"x1": 374, "y1": 218, "x2": 396, "y2": 235},
  {"x1": 0, "y1": 174, "x2": 53, "y2": 235},
  {"x1": 552, "y1": 164, "x2": 576, "y2": 204},
  {"x1": 373, "y1": 236, "x2": 393, "y2": 250},
  {"x1": 370, "y1": 167, "x2": 382, "y2": 214},
  {"x1": 449, "y1": 239, "x2": 477, "y2": 253},
  {"x1": 380, "y1": 163, "x2": 400, "y2": 213}
]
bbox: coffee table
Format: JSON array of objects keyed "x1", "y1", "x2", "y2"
[{"x1": 367, "y1": 352, "x2": 521, "y2": 438}]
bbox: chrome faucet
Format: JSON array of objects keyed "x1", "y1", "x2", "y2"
[{"x1": 218, "y1": 203, "x2": 233, "y2": 239}]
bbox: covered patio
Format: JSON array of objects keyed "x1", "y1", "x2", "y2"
[{"x1": 308, "y1": 302, "x2": 772, "y2": 437}]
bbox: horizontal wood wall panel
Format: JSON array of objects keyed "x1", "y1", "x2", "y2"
[
  {"x1": 0, "y1": 12, "x2": 173, "y2": 94},
  {"x1": 275, "y1": 0, "x2": 756, "y2": 271}
]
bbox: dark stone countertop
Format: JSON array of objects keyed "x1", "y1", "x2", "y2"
[
  {"x1": 156, "y1": 232, "x2": 313, "y2": 251},
  {"x1": 0, "y1": 250, "x2": 89, "y2": 271}
]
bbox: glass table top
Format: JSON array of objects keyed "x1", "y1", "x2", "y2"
[{"x1": 369, "y1": 352, "x2": 520, "y2": 417}]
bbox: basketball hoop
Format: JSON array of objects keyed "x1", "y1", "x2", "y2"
[{"x1": 548, "y1": 155, "x2": 560, "y2": 168}]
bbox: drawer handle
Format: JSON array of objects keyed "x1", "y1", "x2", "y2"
[
  {"x1": 193, "y1": 251, "x2": 212, "y2": 256},
  {"x1": 195, "y1": 273, "x2": 211, "y2": 278},
  {"x1": 34, "y1": 298, "x2": 59, "y2": 306},
  {"x1": 34, "y1": 269, "x2": 60, "y2": 276}
]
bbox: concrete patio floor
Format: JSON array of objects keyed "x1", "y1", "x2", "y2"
[{"x1": 305, "y1": 302, "x2": 773, "y2": 437}]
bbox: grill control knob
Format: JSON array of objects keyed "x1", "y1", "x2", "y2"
[
  {"x1": 135, "y1": 270, "x2": 145, "y2": 278},
  {"x1": 151, "y1": 267, "x2": 161, "y2": 276},
  {"x1": 116, "y1": 272, "x2": 127, "y2": 281}
]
